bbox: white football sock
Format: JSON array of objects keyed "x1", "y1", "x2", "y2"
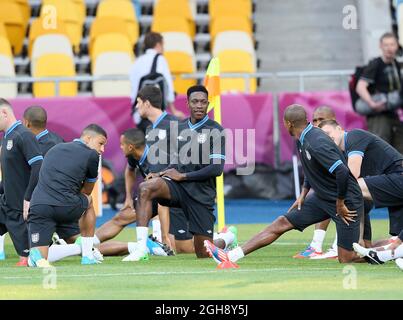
[
  {"x1": 0, "y1": 234, "x2": 5, "y2": 253},
  {"x1": 377, "y1": 244, "x2": 403, "y2": 262},
  {"x1": 93, "y1": 235, "x2": 101, "y2": 246},
  {"x1": 128, "y1": 242, "x2": 138, "y2": 254},
  {"x1": 228, "y1": 246, "x2": 244, "y2": 262},
  {"x1": 48, "y1": 244, "x2": 81, "y2": 262},
  {"x1": 152, "y1": 220, "x2": 162, "y2": 242},
  {"x1": 310, "y1": 229, "x2": 326, "y2": 252},
  {"x1": 215, "y1": 231, "x2": 235, "y2": 249},
  {"x1": 136, "y1": 227, "x2": 148, "y2": 252},
  {"x1": 81, "y1": 237, "x2": 94, "y2": 258}
]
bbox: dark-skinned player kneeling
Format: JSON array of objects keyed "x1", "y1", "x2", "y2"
[{"x1": 123, "y1": 85, "x2": 227, "y2": 261}]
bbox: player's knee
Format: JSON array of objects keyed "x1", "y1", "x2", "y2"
[
  {"x1": 337, "y1": 252, "x2": 354, "y2": 263},
  {"x1": 138, "y1": 181, "x2": 154, "y2": 200},
  {"x1": 112, "y1": 210, "x2": 135, "y2": 226},
  {"x1": 338, "y1": 256, "x2": 351, "y2": 263},
  {"x1": 195, "y1": 248, "x2": 209, "y2": 258},
  {"x1": 275, "y1": 216, "x2": 293, "y2": 233}
]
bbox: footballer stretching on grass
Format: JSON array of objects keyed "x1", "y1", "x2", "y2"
[{"x1": 205, "y1": 104, "x2": 365, "y2": 265}]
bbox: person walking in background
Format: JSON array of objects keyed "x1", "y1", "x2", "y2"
[{"x1": 129, "y1": 32, "x2": 184, "y2": 132}]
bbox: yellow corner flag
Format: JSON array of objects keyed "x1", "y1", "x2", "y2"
[
  {"x1": 91, "y1": 156, "x2": 103, "y2": 217},
  {"x1": 204, "y1": 57, "x2": 225, "y2": 231}
]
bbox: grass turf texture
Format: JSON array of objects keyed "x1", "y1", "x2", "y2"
[{"x1": 0, "y1": 220, "x2": 401, "y2": 299}]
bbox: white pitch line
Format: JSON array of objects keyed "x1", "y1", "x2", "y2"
[{"x1": 2, "y1": 266, "x2": 399, "y2": 280}]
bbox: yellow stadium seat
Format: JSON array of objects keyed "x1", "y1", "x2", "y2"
[
  {"x1": 0, "y1": 2, "x2": 26, "y2": 55},
  {"x1": 40, "y1": 0, "x2": 83, "y2": 53},
  {"x1": 96, "y1": 0, "x2": 139, "y2": 46},
  {"x1": 89, "y1": 17, "x2": 132, "y2": 56},
  {"x1": 151, "y1": 17, "x2": 193, "y2": 38},
  {"x1": 209, "y1": 0, "x2": 252, "y2": 20},
  {"x1": 0, "y1": 34, "x2": 13, "y2": 57},
  {"x1": 210, "y1": 16, "x2": 252, "y2": 42},
  {"x1": 0, "y1": 22, "x2": 5, "y2": 36},
  {"x1": 33, "y1": 53, "x2": 77, "y2": 97},
  {"x1": 70, "y1": 0, "x2": 86, "y2": 26},
  {"x1": 213, "y1": 31, "x2": 256, "y2": 66},
  {"x1": 28, "y1": 18, "x2": 71, "y2": 57},
  {"x1": 0, "y1": 0, "x2": 30, "y2": 27},
  {"x1": 218, "y1": 50, "x2": 256, "y2": 93},
  {"x1": 153, "y1": 0, "x2": 195, "y2": 38},
  {"x1": 91, "y1": 33, "x2": 134, "y2": 70},
  {"x1": 165, "y1": 51, "x2": 196, "y2": 94}
]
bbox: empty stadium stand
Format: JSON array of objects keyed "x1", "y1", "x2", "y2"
[{"x1": 0, "y1": 0, "x2": 258, "y2": 97}]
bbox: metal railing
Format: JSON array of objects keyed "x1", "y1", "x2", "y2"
[{"x1": 0, "y1": 69, "x2": 354, "y2": 96}]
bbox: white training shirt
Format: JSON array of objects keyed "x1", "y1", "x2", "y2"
[{"x1": 129, "y1": 48, "x2": 175, "y2": 105}]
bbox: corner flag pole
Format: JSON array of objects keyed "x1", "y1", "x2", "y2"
[
  {"x1": 92, "y1": 156, "x2": 103, "y2": 217},
  {"x1": 204, "y1": 57, "x2": 225, "y2": 230}
]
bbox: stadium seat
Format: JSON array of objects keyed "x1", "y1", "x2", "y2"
[
  {"x1": 40, "y1": 0, "x2": 83, "y2": 53},
  {"x1": 0, "y1": 54, "x2": 17, "y2": 98},
  {"x1": 162, "y1": 32, "x2": 195, "y2": 59},
  {"x1": 0, "y1": 22, "x2": 6, "y2": 37},
  {"x1": 28, "y1": 18, "x2": 71, "y2": 57},
  {"x1": 164, "y1": 51, "x2": 196, "y2": 94},
  {"x1": 96, "y1": 0, "x2": 139, "y2": 46},
  {"x1": 218, "y1": 50, "x2": 256, "y2": 93},
  {"x1": 89, "y1": 17, "x2": 132, "y2": 57},
  {"x1": 210, "y1": 16, "x2": 253, "y2": 42},
  {"x1": 209, "y1": 0, "x2": 252, "y2": 20},
  {"x1": 153, "y1": 0, "x2": 195, "y2": 38},
  {"x1": 0, "y1": 2, "x2": 26, "y2": 55},
  {"x1": 0, "y1": 33, "x2": 12, "y2": 57},
  {"x1": 70, "y1": 0, "x2": 86, "y2": 26},
  {"x1": 91, "y1": 33, "x2": 134, "y2": 70},
  {"x1": 31, "y1": 34, "x2": 73, "y2": 74},
  {"x1": 0, "y1": 0, "x2": 30, "y2": 27},
  {"x1": 33, "y1": 53, "x2": 77, "y2": 97},
  {"x1": 151, "y1": 17, "x2": 193, "y2": 38},
  {"x1": 92, "y1": 52, "x2": 133, "y2": 97},
  {"x1": 213, "y1": 31, "x2": 256, "y2": 66}
]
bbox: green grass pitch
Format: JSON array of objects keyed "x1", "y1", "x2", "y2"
[{"x1": 0, "y1": 220, "x2": 401, "y2": 299}]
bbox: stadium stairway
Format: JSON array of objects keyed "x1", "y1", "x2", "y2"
[{"x1": 255, "y1": 0, "x2": 364, "y2": 92}]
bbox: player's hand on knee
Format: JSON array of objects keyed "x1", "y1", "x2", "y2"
[
  {"x1": 160, "y1": 169, "x2": 185, "y2": 181},
  {"x1": 287, "y1": 195, "x2": 304, "y2": 213},
  {"x1": 121, "y1": 197, "x2": 134, "y2": 210},
  {"x1": 336, "y1": 199, "x2": 357, "y2": 226},
  {"x1": 145, "y1": 173, "x2": 159, "y2": 180}
]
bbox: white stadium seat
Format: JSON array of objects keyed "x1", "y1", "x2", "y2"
[
  {"x1": 31, "y1": 34, "x2": 73, "y2": 74},
  {"x1": 0, "y1": 54, "x2": 17, "y2": 98},
  {"x1": 162, "y1": 31, "x2": 196, "y2": 70},
  {"x1": 212, "y1": 31, "x2": 256, "y2": 66},
  {"x1": 92, "y1": 52, "x2": 133, "y2": 97}
]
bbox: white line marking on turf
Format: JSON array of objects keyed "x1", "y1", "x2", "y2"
[{"x1": 2, "y1": 266, "x2": 399, "y2": 280}]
